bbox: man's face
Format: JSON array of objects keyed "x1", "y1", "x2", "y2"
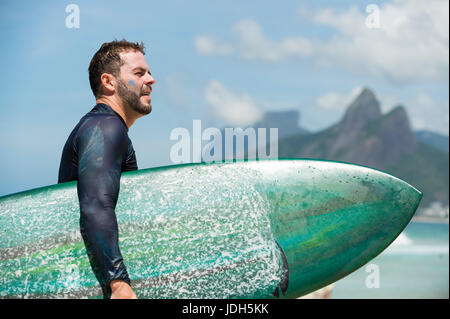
[{"x1": 116, "y1": 50, "x2": 155, "y2": 115}]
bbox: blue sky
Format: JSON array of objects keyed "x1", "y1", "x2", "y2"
[{"x1": 0, "y1": 0, "x2": 448, "y2": 196}]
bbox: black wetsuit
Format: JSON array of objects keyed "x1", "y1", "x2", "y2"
[{"x1": 58, "y1": 103, "x2": 138, "y2": 298}]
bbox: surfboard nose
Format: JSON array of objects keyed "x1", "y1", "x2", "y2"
[{"x1": 255, "y1": 159, "x2": 422, "y2": 298}]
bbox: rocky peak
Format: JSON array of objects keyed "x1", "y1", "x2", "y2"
[
  {"x1": 338, "y1": 87, "x2": 382, "y2": 133},
  {"x1": 328, "y1": 88, "x2": 383, "y2": 154},
  {"x1": 335, "y1": 104, "x2": 418, "y2": 167},
  {"x1": 378, "y1": 105, "x2": 418, "y2": 152}
]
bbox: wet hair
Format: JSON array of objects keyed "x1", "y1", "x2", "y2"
[{"x1": 88, "y1": 39, "x2": 145, "y2": 98}]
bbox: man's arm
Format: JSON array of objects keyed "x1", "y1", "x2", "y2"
[{"x1": 76, "y1": 117, "x2": 136, "y2": 299}]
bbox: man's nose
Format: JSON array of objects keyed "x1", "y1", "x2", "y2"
[{"x1": 145, "y1": 73, "x2": 155, "y2": 86}]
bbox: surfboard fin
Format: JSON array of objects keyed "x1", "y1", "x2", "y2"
[{"x1": 273, "y1": 240, "x2": 289, "y2": 297}]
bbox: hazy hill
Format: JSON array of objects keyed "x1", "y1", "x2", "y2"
[
  {"x1": 218, "y1": 110, "x2": 308, "y2": 159},
  {"x1": 415, "y1": 130, "x2": 449, "y2": 153}
]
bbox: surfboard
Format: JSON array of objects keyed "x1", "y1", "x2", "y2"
[{"x1": 0, "y1": 159, "x2": 422, "y2": 299}]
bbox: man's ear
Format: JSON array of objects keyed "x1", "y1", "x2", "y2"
[{"x1": 100, "y1": 73, "x2": 116, "y2": 95}]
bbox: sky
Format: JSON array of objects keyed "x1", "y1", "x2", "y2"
[{"x1": 0, "y1": 0, "x2": 448, "y2": 196}]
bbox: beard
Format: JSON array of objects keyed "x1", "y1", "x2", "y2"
[{"x1": 116, "y1": 79, "x2": 152, "y2": 115}]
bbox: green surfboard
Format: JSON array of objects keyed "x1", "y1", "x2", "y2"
[{"x1": 0, "y1": 159, "x2": 421, "y2": 299}]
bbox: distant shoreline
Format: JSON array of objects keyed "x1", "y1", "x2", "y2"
[{"x1": 412, "y1": 216, "x2": 449, "y2": 224}]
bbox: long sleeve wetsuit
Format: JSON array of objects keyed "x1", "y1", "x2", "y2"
[{"x1": 58, "y1": 103, "x2": 138, "y2": 298}]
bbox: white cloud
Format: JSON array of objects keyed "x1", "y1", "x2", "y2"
[
  {"x1": 312, "y1": 5, "x2": 365, "y2": 37},
  {"x1": 194, "y1": 36, "x2": 234, "y2": 56},
  {"x1": 232, "y1": 19, "x2": 313, "y2": 62},
  {"x1": 194, "y1": 0, "x2": 448, "y2": 85},
  {"x1": 204, "y1": 80, "x2": 263, "y2": 126},
  {"x1": 306, "y1": 0, "x2": 449, "y2": 84},
  {"x1": 195, "y1": 19, "x2": 313, "y2": 62},
  {"x1": 407, "y1": 93, "x2": 449, "y2": 135},
  {"x1": 316, "y1": 87, "x2": 363, "y2": 112}
]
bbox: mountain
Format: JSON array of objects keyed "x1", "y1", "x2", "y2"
[
  {"x1": 277, "y1": 88, "x2": 448, "y2": 209},
  {"x1": 415, "y1": 130, "x2": 449, "y2": 153},
  {"x1": 251, "y1": 110, "x2": 308, "y2": 140}
]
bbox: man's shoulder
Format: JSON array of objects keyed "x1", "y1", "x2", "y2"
[
  {"x1": 74, "y1": 113, "x2": 130, "y2": 159},
  {"x1": 77, "y1": 111, "x2": 128, "y2": 140}
]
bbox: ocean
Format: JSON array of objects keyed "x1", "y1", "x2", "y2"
[{"x1": 331, "y1": 221, "x2": 449, "y2": 299}]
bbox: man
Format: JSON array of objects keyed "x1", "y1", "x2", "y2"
[{"x1": 58, "y1": 39, "x2": 155, "y2": 299}]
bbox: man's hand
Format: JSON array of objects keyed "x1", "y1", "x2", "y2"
[{"x1": 110, "y1": 280, "x2": 138, "y2": 299}]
